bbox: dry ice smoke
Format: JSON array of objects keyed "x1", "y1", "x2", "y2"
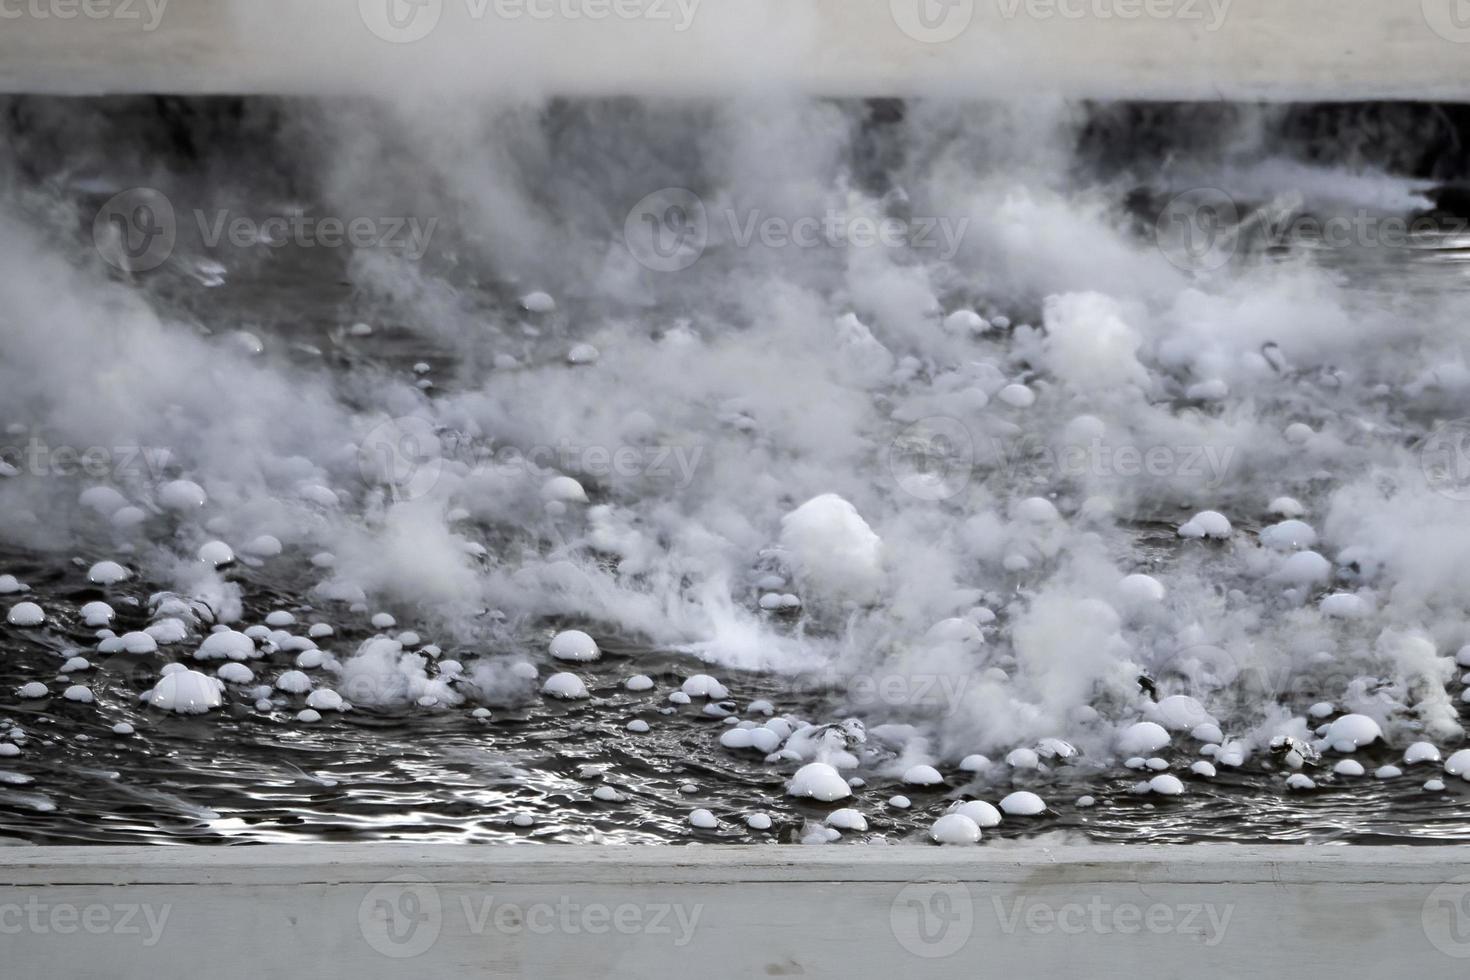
[{"x1": 1, "y1": 77, "x2": 1467, "y2": 766}]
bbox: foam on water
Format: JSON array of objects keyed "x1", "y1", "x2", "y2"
[{"x1": 3, "y1": 93, "x2": 1470, "y2": 843}]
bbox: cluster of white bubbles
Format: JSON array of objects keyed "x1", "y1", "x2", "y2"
[{"x1": 2, "y1": 85, "x2": 1470, "y2": 838}]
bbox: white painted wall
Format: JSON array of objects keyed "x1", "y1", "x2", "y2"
[
  {"x1": 1, "y1": 845, "x2": 1469, "y2": 977},
  {"x1": 0, "y1": 0, "x2": 1467, "y2": 100}
]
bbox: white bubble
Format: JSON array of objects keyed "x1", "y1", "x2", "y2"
[
  {"x1": 549, "y1": 630, "x2": 600, "y2": 662},
  {"x1": 902, "y1": 764, "x2": 944, "y2": 786},
  {"x1": 929, "y1": 813, "x2": 982, "y2": 845},
  {"x1": 158, "y1": 480, "x2": 207, "y2": 511},
  {"x1": 521, "y1": 291, "x2": 556, "y2": 314},
  {"x1": 948, "y1": 800, "x2": 1002, "y2": 828},
  {"x1": 1117, "y1": 721, "x2": 1171, "y2": 756},
  {"x1": 148, "y1": 670, "x2": 223, "y2": 714},
  {"x1": 196, "y1": 540, "x2": 235, "y2": 567},
  {"x1": 787, "y1": 762, "x2": 851, "y2": 802},
  {"x1": 6, "y1": 602, "x2": 44, "y2": 627},
  {"x1": 999, "y1": 791, "x2": 1046, "y2": 816},
  {"x1": 87, "y1": 561, "x2": 129, "y2": 585},
  {"x1": 542, "y1": 673, "x2": 590, "y2": 700}
]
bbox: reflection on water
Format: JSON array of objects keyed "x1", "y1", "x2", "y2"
[
  {"x1": 3, "y1": 539, "x2": 1469, "y2": 847},
  {"x1": 2, "y1": 205, "x2": 1470, "y2": 847}
]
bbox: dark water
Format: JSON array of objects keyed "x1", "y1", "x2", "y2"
[
  {"x1": 4, "y1": 181, "x2": 1470, "y2": 847},
  {"x1": 3, "y1": 564, "x2": 1470, "y2": 847}
]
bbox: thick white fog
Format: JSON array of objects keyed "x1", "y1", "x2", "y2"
[{"x1": 2, "y1": 85, "x2": 1468, "y2": 779}]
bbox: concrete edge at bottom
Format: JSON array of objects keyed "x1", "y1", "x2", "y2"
[{"x1": 0, "y1": 845, "x2": 1468, "y2": 978}]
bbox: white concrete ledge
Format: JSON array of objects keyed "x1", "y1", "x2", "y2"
[
  {"x1": 2, "y1": 845, "x2": 1469, "y2": 977},
  {"x1": 0, "y1": 0, "x2": 1467, "y2": 100}
]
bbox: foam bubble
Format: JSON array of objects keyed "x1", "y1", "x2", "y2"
[
  {"x1": 1117, "y1": 721, "x2": 1171, "y2": 756},
  {"x1": 87, "y1": 561, "x2": 129, "y2": 585},
  {"x1": 999, "y1": 791, "x2": 1046, "y2": 816},
  {"x1": 1148, "y1": 774, "x2": 1185, "y2": 795},
  {"x1": 1324, "y1": 714, "x2": 1382, "y2": 753},
  {"x1": 158, "y1": 480, "x2": 207, "y2": 511},
  {"x1": 148, "y1": 670, "x2": 224, "y2": 714},
  {"x1": 208, "y1": 633, "x2": 261, "y2": 664},
  {"x1": 779, "y1": 494, "x2": 883, "y2": 607},
  {"x1": 825, "y1": 808, "x2": 867, "y2": 832},
  {"x1": 948, "y1": 800, "x2": 1002, "y2": 828},
  {"x1": 197, "y1": 541, "x2": 235, "y2": 567},
  {"x1": 929, "y1": 813, "x2": 982, "y2": 844},
  {"x1": 681, "y1": 675, "x2": 730, "y2": 699},
  {"x1": 6, "y1": 602, "x2": 44, "y2": 627},
  {"x1": 217, "y1": 663, "x2": 254, "y2": 685},
  {"x1": 542, "y1": 673, "x2": 590, "y2": 700},
  {"x1": 549, "y1": 630, "x2": 600, "y2": 663},
  {"x1": 521, "y1": 291, "x2": 556, "y2": 314},
  {"x1": 1178, "y1": 511, "x2": 1232, "y2": 540},
  {"x1": 787, "y1": 762, "x2": 851, "y2": 802}
]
